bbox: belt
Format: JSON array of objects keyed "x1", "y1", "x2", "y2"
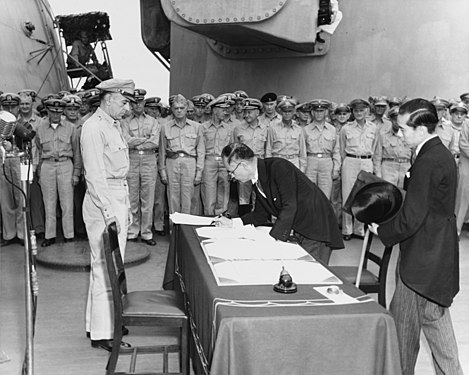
[
  {"x1": 346, "y1": 153, "x2": 372, "y2": 159},
  {"x1": 106, "y1": 178, "x2": 127, "y2": 186},
  {"x1": 166, "y1": 151, "x2": 196, "y2": 159},
  {"x1": 129, "y1": 149, "x2": 157, "y2": 155},
  {"x1": 273, "y1": 154, "x2": 298, "y2": 159},
  {"x1": 307, "y1": 152, "x2": 332, "y2": 158},
  {"x1": 43, "y1": 156, "x2": 71, "y2": 162},
  {"x1": 382, "y1": 157, "x2": 410, "y2": 163},
  {"x1": 205, "y1": 155, "x2": 223, "y2": 160}
]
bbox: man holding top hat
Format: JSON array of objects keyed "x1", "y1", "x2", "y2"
[
  {"x1": 81, "y1": 78, "x2": 135, "y2": 351},
  {"x1": 370, "y1": 98, "x2": 462, "y2": 375}
]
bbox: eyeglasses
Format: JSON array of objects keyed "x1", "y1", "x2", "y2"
[{"x1": 227, "y1": 162, "x2": 242, "y2": 179}]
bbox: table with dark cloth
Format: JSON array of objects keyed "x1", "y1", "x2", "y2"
[{"x1": 163, "y1": 225, "x2": 401, "y2": 375}]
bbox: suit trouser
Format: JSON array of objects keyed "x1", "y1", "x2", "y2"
[
  {"x1": 305, "y1": 156, "x2": 333, "y2": 199},
  {"x1": 153, "y1": 164, "x2": 166, "y2": 232},
  {"x1": 127, "y1": 154, "x2": 156, "y2": 240},
  {"x1": 84, "y1": 181, "x2": 129, "y2": 339},
  {"x1": 29, "y1": 173, "x2": 45, "y2": 234},
  {"x1": 455, "y1": 157, "x2": 469, "y2": 234},
  {"x1": 341, "y1": 157, "x2": 373, "y2": 236},
  {"x1": 390, "y1": 275, "x2": 463, "y2": 375},
  {"x1": 0, "y1": 157, "x2": 24, "y2": 240},
  {"x1": 201, "y1": 156, "x2": 230, "y2": 215},
  {"x1": 166, "y1": 157, "x2": 196, "y2": 214},
  {"x1": 73, "y1": 176, "x2": 87, "y2": 236},
  {"x1": 297, "y1": 236, "x2": 332, "y2": 265},
  {"x1": 40, "y1": 159, "x2": 74, "y2": 239},
  {"x1": 381, "y1": 161, "x2": 410, "y2": 189}
]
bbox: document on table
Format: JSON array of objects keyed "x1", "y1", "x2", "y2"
[
  {"x1": 212, "y1": 259, "x2": 342, "y2": 286},
  {"x1": 169, "y1": 212, "x2": 214, "y2": 226}
]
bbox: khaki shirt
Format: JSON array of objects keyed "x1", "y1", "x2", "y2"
[
  {"x1": 373, "y1": 127, "x2": 412, "y2": 175},
  {"x1": 266, "y1": 119, "x2": 307, "y2": 171},
  {"x1": 80, "y1": 107, "x2": 129, "y2": 221},
  {"x1": 35, "y1": 117, "x2": 82, "y2": 177},
  {"x1": 339, "y1": 120, "x2": 378, "y2": 161},
  {"x1": 258, "y1": 112, "x2": 282, "y2": 127},
  {"x1": 122, "y1": 112, "x2": 160, "y2": 151},
  {"x1": 303, "y1": 121, "x2": 341, "y2": 176},
  {"x1": 233, "y1": 120, "x2": 268, "y2": 157},
  {"x1": 202, "y1": 120, "x2": 234, "y2": 156},
  {"x1": 436, "y1": 120, "x2": 457, "y2": 154},
  {"x1": 159, "y1": 118, "x2": 205, "y2": 180}
]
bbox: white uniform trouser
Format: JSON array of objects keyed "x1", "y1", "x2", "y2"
[
  {"x1": 381, "y1": 161, "x2": 410, "y2": 189},
  {"x1": 305, "y1": 156, "x2": 333, "y2": 199},
  {"x1": 40, "y1": 159, "x2": 74, "y2": 239},
  {"x1": 166, "y1": 157, "x2": 196, "y2": 214},
  {"x1": 84, "y1": 181, "x2": 129, "y2": 340},
  {"x1": 201, "y1": 156, "x2": 230, "y2": 215},
  {"x1": 127, "y1": 153, "x2": 156, "y2": 240},
  {"x1": 0, "y1": 157, "x2": 24, "y2": 240},
  {"x1": 341, "y1": 157, "x2": 373, "y2": 236}
]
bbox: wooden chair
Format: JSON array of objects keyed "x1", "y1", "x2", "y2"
[
  {"x1": 103, "y1": 224, "x2": 189, "y2": 375},
  {"x1": 330, "y1": 233, "x2": 394, "y2": 307}
]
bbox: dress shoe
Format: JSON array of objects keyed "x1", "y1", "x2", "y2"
[
  {"x1": 91, "y1": 339, "x2": 131, "y2": 352},
  {"x1": 64, "y1": 237, "x2": 75, "y2": 243},
  {"x1": 142, "y1": 238, "x2": 156, "y2": 246},
  {"x1": 2, "y1": 237, "x2": 22, "y2": 247},
  {"x1": 35, "y1": 232, "x2": 45, "y2": 240},
  {"x1": 127, "y1": 237, "x2": 139, "y2": 242},
  {"x1": 352, "y1": 234, "x2": 364, "y2": 240},
  {"x1": 41, "y1": 238, "x2": 56, "y2": 247},
  {"x1": 87, "y1": 326, "x2": 129, "y2": 338},
  {"x1": 155, "y1": 230, "x2": 166, "y2": 236},
  {"x1": 342, "y1": 234, "x2": 352, "y2": 241}
]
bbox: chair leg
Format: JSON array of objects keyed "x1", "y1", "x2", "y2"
[
  {"x1": 106, "y1": 330, "x2": 123, "y2": 375},
  {"x1": 181, "y1": 320, "x2": 190, "y2": 375}
]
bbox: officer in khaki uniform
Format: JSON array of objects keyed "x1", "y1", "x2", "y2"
[
  {"x1": 17, "y1": 90, "x2": 45, "y2": 238},
  {"x1": 448, "y1": 102, "x2": 468, "y2": 159},
  {"x1": 159, "y1": 94, "x2": 205, "y2": 215},
  {"x1": 369, "y1": 96, "x2": 391, "y2": 132},
  {"x1": 266, "y1": 97, "x2": 307, "y2": 172},
  {"x1": 233, "y1": 90, "x2": 248, "y2": 121},
  {"x1": 35, "y1": 99, "x2": 81, "y2": 246},
  {"x1": 296, "y1": 102, "x2": 313, "y2": 127},
  {"x1": 201, "y1": 95, "x2": 235, "y2": 215},
  {"x1": 233, "y1": 98, "x2": 268, "y2": 215},
  {"x1": 431, "y1": 97, "x2": 457, "y2": 152},
  {"x1": 144, "y1": 97, "x2": 166, "y2": 236},
  {"x1": 81, "y1": 78, "x2": 135, "y2": 351},
  {"x1": 122, "y1": 89, "x2": 160, "y2": 245},
  {"x1": 303, "y1": 99, "x2": 340, "y2": 199},
  {"x1": 258, "y1": 92, "x2": 282, "y2": 126},
  {"x1": 63, "y1": 94, "x2": 87, "y2": 239},
  {"x1": 373, "y1": 106, "x2": 412, "y2": 188},
  {"x1": 0, "y1": 94, "x2": 24, "y2": 245},
  {"x1": 340, "y1": 98, "x2": 378, "y2": 240}
]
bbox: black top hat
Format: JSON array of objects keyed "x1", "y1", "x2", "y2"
[
  {"x1": 344, "y1": 171, "x2": 403, "y2": 224},
  {"x1": 350, "y1": 181, "x2": 403, "y2": 224}
]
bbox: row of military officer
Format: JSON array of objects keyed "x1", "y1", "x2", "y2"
[{"x1": 1, "y1": 88, "x2": 469, "y2": 247}]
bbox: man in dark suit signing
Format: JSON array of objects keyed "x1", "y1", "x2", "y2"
[
  {"x1": 214, "y1": 142, "x2": 344, "y2": 264},
  {"x1": 369, "y1": 98, "x2": 462, "y2": 374}
]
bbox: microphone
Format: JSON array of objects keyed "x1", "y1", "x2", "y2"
[{"x1": 0, "y1": 110, "x2": 17, "y2": 140}]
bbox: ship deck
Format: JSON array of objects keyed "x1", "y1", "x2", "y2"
[{"x1": 1, "y1": 230, "x2": 468, "y2": 374}]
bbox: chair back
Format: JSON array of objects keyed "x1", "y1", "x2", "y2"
[
  {"x1": 362, "y1": 232, "x2": 393, "y2": 280},
  {"x1": 103, "y1": 223, "x2": 127, "y2": 323}
]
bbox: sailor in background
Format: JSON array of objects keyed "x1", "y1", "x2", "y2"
[
  {"x1": 339, "y1": 98, "x2": 377, "y2": 241},
  {"x1": 81, "y1": 78, "x2": 134, "y2": 351},
  {"x1": 0, "y1": 93, "x2": 24, "y2": 246},
  {"x1": 122, "y1": 88, "x2": 160, "y2": 246},
  {"x1": 159, "y1": 94, "x2": 205, "y2": 215},
  {"x1": 302, "y1": 99, "x2": 340, "y2": 199},
  {"x1": 35, "y1": 98, "x2": 81, "y2": 246},
  {"x1": 258, "y1": 92, "x2": 282, "y2": 126},
  {"x1": 144, "y1": 97, "x2": 166, "y2": 236}
]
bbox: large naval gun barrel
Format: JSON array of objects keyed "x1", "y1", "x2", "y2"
[{"x1": 141, "y1": 0, "x2": 469, "y2": 101}]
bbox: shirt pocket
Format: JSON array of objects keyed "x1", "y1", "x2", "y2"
[
  {"x1": 107, "y1": 140, "x2": 128, "y2": 165},
  {"x1": 58, "y1": 133, "x2": 72, "y2": 151},
  {"x1": 322, "y1": 133, "x2": 335, "y2": 150},
  {"x1": 364, "y1": 132, "x2": 375, "y2": 150},
  {"x1": 346, "y1": 132, "x2": 359, "y2": 147},
  {"x1": 166, "y1": 134, "x2": 180, "y2": 150}
]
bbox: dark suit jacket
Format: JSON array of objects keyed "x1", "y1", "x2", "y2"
[
  {"x1": 241, "y1": 158, "x2": 344, "y2": 249},
  {"x1": 378, "y1": 136, "x2": 459, "y2": 307}
]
